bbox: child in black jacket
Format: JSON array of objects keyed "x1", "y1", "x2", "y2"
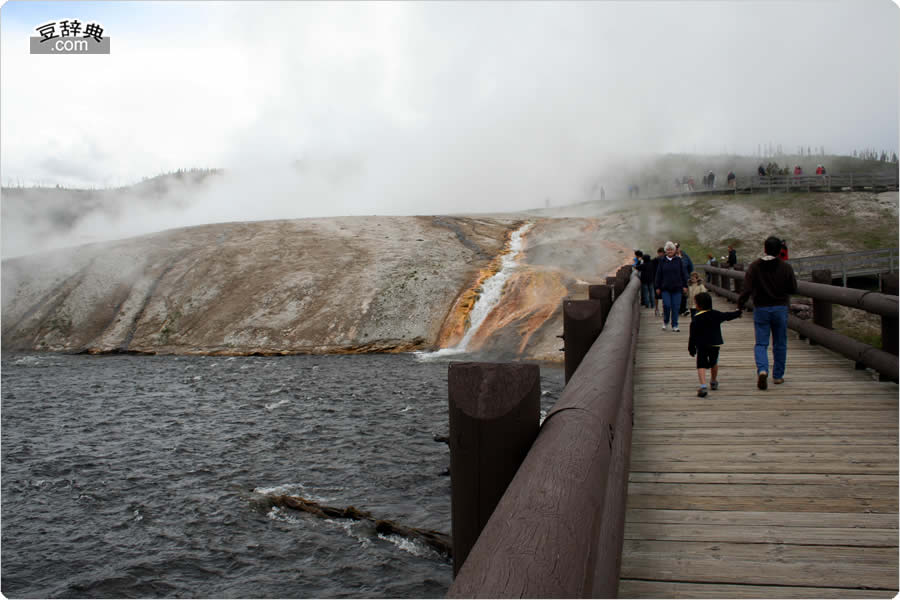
[{"x1": 688, "y1": 292, "x2": 742, "y2": 397}]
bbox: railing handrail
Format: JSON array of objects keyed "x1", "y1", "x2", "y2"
[
  {"x1": 702, "y1": 264, "x2": 898, "y2": 317},
  {"x1": 448, "y1": 273, "x2": 640, "y2": 598},
  {"x1": 787, "y1": 248, "x2": 897, "y2": 263}
]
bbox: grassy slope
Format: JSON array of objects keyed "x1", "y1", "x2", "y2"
[{"x1": 617, "y1": 191, "x2": 897, "y2": 265}]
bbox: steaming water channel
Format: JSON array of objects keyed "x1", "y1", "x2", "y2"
[
  {"x1": 420, "y1": 222, "x2": 533, "y2": 360},
  {"x1": 1, "y1": 351, "x2": 564, "y2": 598}
]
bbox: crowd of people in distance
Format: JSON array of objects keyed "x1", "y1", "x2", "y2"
[
  {"x1": 632, "y1": 235, "x2": 797, "y2": 397},
  {"x1": 757, "y1": 162, "x2": 828, "y2": 177},
  {"x1": 669, "y1": 163, "x2": 832, "y2": 195}
]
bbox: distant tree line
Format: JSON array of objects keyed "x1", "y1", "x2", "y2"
[{"x1": 756, "y1": 143, "x2": 898, "y2": 163}]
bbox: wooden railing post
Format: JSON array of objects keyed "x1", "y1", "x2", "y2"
[
  {"x1": 606, "y1": 276, "x2": 618, "y2": 300},
  {"x1": 563, "y1": 299, "x2": 605, "y2": 383},
  {"x1": 448, "y1": 362, "x2": 541, "y2": 575},
  {"x1": 810, "y1": 269, "x2": 833, "y2": 346},
  {"x1": 610, "y1": 268, "x2": 628, "y2": 301},
  {"x1": 732, "y1": 263, "x2": 745, "y2": 297},
  {"x1": 880, "y1": 273, "x2": 898, "y2": 382},
  {"x1": 589, "y1": 284, "x2": 614, "y2": 325}
]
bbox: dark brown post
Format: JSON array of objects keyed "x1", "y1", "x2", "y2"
[
  {"x1": 613, "y1": 273, "x2": 628, "y2": 300},
  {"x1": 810, "y1": 269, "x2": 833, "y2": 346},
  {"x1": 732, "y1": 263, "x2": 745, "y2": 297},
  {"x1": 588, "y1": 284, "x2": 614, "y2": 326},
  {"x1": 563, "y1": 299, "x2": 605, "y2": 383},
  {"x1": 448, "y1": 362, "x2": 541, "y2": 575},
  {"x1": 606, "y1": 276, "x2": 618, "y2": 300},
  {"x1": 880, "y1": 273, "x2": 898, "y2": 382}
]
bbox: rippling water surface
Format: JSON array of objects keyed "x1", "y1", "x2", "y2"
[{"x1": 1, "y1": 352, "x2": 563, "y2": 598}]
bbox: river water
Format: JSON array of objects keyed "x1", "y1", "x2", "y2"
[{"x1": 1, "y1": 352, "x2": 563, "y2": 598}]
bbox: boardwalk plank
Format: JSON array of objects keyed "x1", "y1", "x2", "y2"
[
  {"x1": 625, "y1": 494, "x2": 896, "y2": 513},
  {"x1": 618, "y1": 580, "x2": 896, "y2": 599},
  {"x1": 629, "y1": 472, "x2": 899, "y2": 485},
  {"x1": 628, "y1": 481, "x2": 898, "y2": 499},
  {"x1": 626, "y1": 508, "x2": 898, "y2": 529},
  {"x1": 624, "y1": 522, "x2": 898, "y2": 546},
  {"x1": 621, "y1": 540, "x2": 898, "y2": 589}
]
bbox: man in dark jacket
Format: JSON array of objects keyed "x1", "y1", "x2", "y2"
[
  {"x1": 737, "y1": 236, "x2": 798, "y2": 390},
  {"x1": 727, "y1": 245, "x2": 737, "y2": 268},
  {"x1": 655, "y1": 241, "x2": 688, "y2": 331}
]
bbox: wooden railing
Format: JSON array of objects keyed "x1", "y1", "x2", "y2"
[
  {"x1": 448, "y1": 272, "x2": 640, "y2": 597},
  {"x1": 786, "y1": 248, "x2": 898, "y2": 285},
  {"x1": 702, "y1": 264, "x2": 899, "y2": 381},
  {"x1": 659, "y1": 172, "x2": 898, "y2": 197},
  {"x1": 734, "y1": 172, "x2": 899, "y2": 193}
]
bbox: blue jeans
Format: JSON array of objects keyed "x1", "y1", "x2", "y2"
[
  {"x1": 661, "y1": 290, "x2": 682, "y2": 328},
  {"x1": 641, "y1": 282, "x2": 654, "y2": 307},
  {"x1": 753, "y1": 305, "x2": 788, "y2": 378}
]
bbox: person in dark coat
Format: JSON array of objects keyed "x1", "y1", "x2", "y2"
[
  {"x1": 727, "y1": 245, "x2": 737, "y2": 268},
  {"x1": 654, "y1": 241, "x2": 687, "y2": 331},
  {"x1": 737, "y1": 236, "x2": 798, "y2": 390},
  {"x1": 637, "y1": 254, "x2": 655, "y2": 308},
  {"x1": 650, "y1": 247, "x2": 664, "y2": 315},
  {"x1": 688, "y1": 292, "x2": 742, "y2": 397}
]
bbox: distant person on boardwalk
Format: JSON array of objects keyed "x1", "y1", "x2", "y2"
[
  {"x1": 707, "y1": 171, "x2": 715, "y2": 188},
  {"x1": 650, "y1": 247, "x2": 664, "y2": 316},
  {"x1": 779, "y1": 240, "x2": 789, "y2": 260},
  {"x1": 633, "y1": 249, "x2": 644, "y2": 268},
  {"x1": 637, "y1": 254, "x2": 655, "y2": 308},
  {"x1": 686, "y1": 271, "x2": 708, "y2": 318},
  {"x1": 737, "y1": 236, "x2": 798, "y2": 390},
  {"x1": 705, "y1": 253, "x2": 715, "y2": 282},
  {"x1": 702, "y1": 174, "x2": 708, "y2": 189},
  {"x1": 727, "y1": 171, "x2": 736, "y2": 188},
  {"x1": 600, "y1": 186, "x2": 606, "y2": 202},
  {"x1": 676, "y1": 243, "x2": 694, "y2": 316},
  {"x1": 655, "y1": 241, "x2": 687, "y2": 332},
  {"x1": 688, "y1": 292, "x2": 742, "y2": 397},
  {"x1": 793, "y1": 165, "x2": 802, "y2": 176},
  {"x1": 727, "y1": 245, "x2": 737, "y2": 268},
  {"x1": 758, "y1": 165, "x2": 766, "y2": 177}
]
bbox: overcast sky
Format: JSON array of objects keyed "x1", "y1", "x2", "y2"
[{"x1": 1, "y1": 0, "x2": 898, "y2": 215}]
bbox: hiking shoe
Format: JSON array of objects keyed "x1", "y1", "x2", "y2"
[
  {"x1": 710, "y1": 381, "x2": 719, "y2": 390},
  {"x1": 697, "y1": 387, "x2": 708, "y2": 397},
  {"x1": 661, "y1": 324, "x2": 667, "y2": 330},
  {"x1": 757, "y1": 372, "x2": 768, "y2": 390},
  {"x1": 773, "y1": 378, "x2": 784, "y2": 385},
  {"x1": 672, "y1": 327, "x2": 680, "y2": 332}
]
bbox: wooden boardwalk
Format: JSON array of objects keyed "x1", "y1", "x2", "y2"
[{"x1": 619, "y1": 303, "x2": 899, "y2": 598}]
